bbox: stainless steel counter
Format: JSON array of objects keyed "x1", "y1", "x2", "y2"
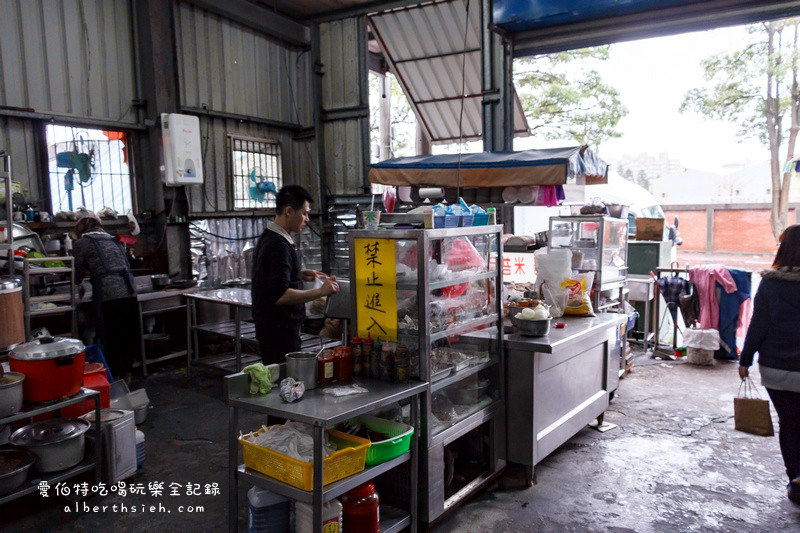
[{"x1": 505, "y1": 313, "x2": 626, "y2": 485}]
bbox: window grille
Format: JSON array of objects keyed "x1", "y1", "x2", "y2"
[
  {"x1": 231, "y1": 136, "x2": 282, "y2": 210},
  {"x1": 46, "y1": 125, "x2": 133, "y2": 214}
]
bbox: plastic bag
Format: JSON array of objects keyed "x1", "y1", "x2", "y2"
[
  {"x1": 321, "y1": 384, "x2": 369, "y2": 397},
  {"x1": 561, "y1": 272, "x2": 595, "y2": 316},
  {"x1": 534, "y1": 249, "x2": 572, "y2": 292},
  {"x1": 683, "y1": 328, "x2": 720, "y2": 350},
  {"x1": 279, "y1": 378, "x2": 305, "y2": 403}
]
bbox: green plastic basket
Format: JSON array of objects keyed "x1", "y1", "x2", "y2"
[{"x1": 356, "y1": 415, "x2": 414, "y2": 466}]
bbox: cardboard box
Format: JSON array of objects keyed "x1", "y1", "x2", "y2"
[{"x1": 635, "y1": 217, "x2": 664, "y2": 241}]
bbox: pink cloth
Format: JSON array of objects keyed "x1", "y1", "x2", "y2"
[
  {"x1": 736, "y1": 298, "x2": 752, "y2": 339},
  {"x1": 688, "y1": 265, "x2": 738, "y2": 330}
]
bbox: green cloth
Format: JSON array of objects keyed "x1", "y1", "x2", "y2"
[{"x1": 242, "y1": 363, "x2": 281, "y2": 395}]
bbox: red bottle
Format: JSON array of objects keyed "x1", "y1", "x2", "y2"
[
  {"x1": 342, "y1": 482, "x2": 379, "y2": 532},
  {"x1": 318, "y1": 349, "x2": 335, "y2": 385},
  {"x1": 335, "y1": 346, "x2": 353, "y2": 381}
]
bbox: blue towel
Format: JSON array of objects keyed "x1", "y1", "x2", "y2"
[{"x1": 715, "y1": 269, "x2": 751, "y2": 359}]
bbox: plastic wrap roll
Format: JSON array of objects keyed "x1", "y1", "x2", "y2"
[{"x1": 418, "y1": 187, "x2": 445, "y2": 200}]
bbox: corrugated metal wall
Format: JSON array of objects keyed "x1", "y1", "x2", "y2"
[
  {"x1": 174, "y1": 2, "x2": 320, "y2": 214},
  {"x1": 0, "y1": 118, "x2": 39, "y2": 197},
  {"x1": 0, "y1": 0, "x2": 137, "y2": 123},
  {"x1": 174, "y1": 1, "x2": 312, "y2": 126},
  {"x1": 184, "y1": 116, "x2": 318, "y2": 214},
  {"x1": 319, "y1": 17, "x2": 369, "y2": 195}
]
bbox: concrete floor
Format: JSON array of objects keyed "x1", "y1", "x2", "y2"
[{"x1": 4, "y1": 353, "x2": 800, "y2": 531}]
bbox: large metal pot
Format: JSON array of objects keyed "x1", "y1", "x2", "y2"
[
  {"x1": 150, "y1": 274, "x2": 170, "y2": 291},
  {"x1": 10, "y1": 418, "x2": 90, "y2": 472},
  {"x1": 511, "y1": 315, "x2": 552, "y2": 337},
  {"x1": 9, "y1": 336, "x2": 86, "y2": 402},
  {"x1": 0, "y1": 449, "x2": 35, "y2": 495},
  {"x1": 0, "y1": 372, "x2": 25, "y2": 417},
  {"x1": 286, "y1": 352, "x2": 318, "y2": 390},
  {"x1": 0, "y1": 276, "x2": 24, "y2": 352}
]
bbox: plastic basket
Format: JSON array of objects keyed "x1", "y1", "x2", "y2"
[
  {"x1": 356, "y1": 415, "x2": 414, "y2": 466},
  {"x1": 472, "y1": 213, "x2": 489, "y2": 226},
  {"x1": 239, "y1": 427, "x2": 370, "y2": 491},
  {"x1": 444, "y1": 215, "x2": 459, "y2": 228},
  {"x1": 459, "y1": 215, "x2": 474, "y2": 227}
]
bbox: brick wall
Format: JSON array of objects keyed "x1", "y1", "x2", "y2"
[
  {"x1": 663, "y1": 206, "x2": 797, "y2": 254},
  {"x1": 665, "y1": 210, "x2": 706, "y2": 251}
]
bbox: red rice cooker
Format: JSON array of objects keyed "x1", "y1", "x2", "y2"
[{"x1": 9, "y1": 336, "x2": 86, "y2": 402}]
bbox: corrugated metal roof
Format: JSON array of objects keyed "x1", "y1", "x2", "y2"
[{"x1": 368, "y1": 0, "x2": 530, "y2": 143}]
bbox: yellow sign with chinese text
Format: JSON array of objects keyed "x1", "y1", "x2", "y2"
[{"x1": 354, "y1": 238, "x2": 397, "y2": 342}]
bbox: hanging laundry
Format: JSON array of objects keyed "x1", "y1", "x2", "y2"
[
  {"x1": 688, "y1": 265, "x2": 738, "y2": 330},
  {"x1": 678, "y1": 280, "x2": 701, "y2": 327},
  {"x1": 716, "y1": 268, "x2": 752, "y2": 360},
  {"x1": 536, "y1": 185, "x2": 559, "y2": 207}
]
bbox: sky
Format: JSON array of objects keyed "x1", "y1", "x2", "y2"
[{"x1": 514, "y1": 24, "x2": 770, "y2": 173}]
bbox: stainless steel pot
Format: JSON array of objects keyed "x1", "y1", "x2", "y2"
[
  {"x1": 0, "y1": 372, "x2": 24, "y2": 417},
  {"x1": 286, "y1": 352, "x2": 318, "y2": 390},
  {"x1": 10, "y1": 418, "x2": 90, "y2": 472},
  {"x1": 150, "y1": 274, "x2": 170, "y2": 290},
  {"x1": 0, "y1": 449, "x2": 35, "y2": 495},
  {"x1": 511, "y1": 315, "x2": 552, "y2": 337}
]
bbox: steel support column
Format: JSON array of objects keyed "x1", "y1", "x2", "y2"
[
  {"x1": 481, "y1": 0, "x2": 514, "y2": 152},
  {"x1": 311, "y1": 23, "x2": 331, "y2": 274}
]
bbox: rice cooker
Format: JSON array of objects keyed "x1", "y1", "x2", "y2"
[{"x1": 10, "y1": 336, "x2": 86, "y2": 402}]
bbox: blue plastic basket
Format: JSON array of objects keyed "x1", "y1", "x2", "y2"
[
  {"x1": 444, "y1": 215, "x2": 460, "y2": 228},
  {"x1": 459, "y1": 215, "x2": 474, "y2": 227},
  {"x1": 472, "y1": 213, "x2": 489, "y2": 226}
]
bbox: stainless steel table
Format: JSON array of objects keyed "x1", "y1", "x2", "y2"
[
  {"x1": 505, "y1": 313, "x2": 627, "y2": 485},
  {"x1": 224, "y1": 373, "x2": 427, "y2": 533}
]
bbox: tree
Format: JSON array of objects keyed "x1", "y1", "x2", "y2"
[
  {"x1": 681, "y1": 20, "x2": 798, "y2": 240},
  {"x1": 368, "y1": 72, "x2": 416, "y2": 162},
  {"x1": 514, "y1": 47, "x2": 628, "y2": 148},
  {"x1": 635, "y1": 169, "x2": 651, "y2": 192}
]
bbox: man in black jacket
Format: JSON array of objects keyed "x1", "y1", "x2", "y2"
[{"x1": 251, "y1": 185, "x2": 339, "y2": 364}]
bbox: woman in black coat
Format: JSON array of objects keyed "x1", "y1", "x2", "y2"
[{"x1": 739, "y1": 224, "x2": 800, "y2": 504}]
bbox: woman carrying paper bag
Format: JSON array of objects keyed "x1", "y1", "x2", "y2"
[{"x1": 739, "y1": 224, "x2": 800, "y2": 505}]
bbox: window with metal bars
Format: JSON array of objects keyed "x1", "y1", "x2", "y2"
[
  {"x1": 230, "y1": 136, "x2": 282, "y2": 210},
  {"x1": 46, "y1": 124, "x2": 134, "y2": 214}
]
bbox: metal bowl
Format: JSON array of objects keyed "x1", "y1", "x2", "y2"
[
  {"x1": 0, "y1": 449, "x2": 35, "y2": 495},
  {"x1": 150, "y1": 274, "x2": 170, "y2": 290},
  {"x1": 511, "y1": 315, "x2": 551, "y2": 337}
]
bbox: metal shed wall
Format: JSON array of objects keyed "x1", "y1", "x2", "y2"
[
  {"x1": 0, "y1": 0, "x2": 137, "y2": 123},
  {"x1": 0, "y1": 118, "x2": 39, "y2": 198},
  {"x1": 175, "y1": 1, "x2": 313, "y2": 126},
  {"x1": 184, "y1": 116, "x2": 319, "y2": 214},
  {"x1": 319, "y1": 17, "x2": 370, "y2": 195}
]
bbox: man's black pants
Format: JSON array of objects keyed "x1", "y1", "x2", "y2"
[{"x1": 255, "y1": 321, "x2": 301, "y2": 365}]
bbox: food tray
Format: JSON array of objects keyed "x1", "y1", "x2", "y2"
[
  {"x1": 239, "y1": 427, "x2": 370, "y2": 491},
  {"x1": 431, "y1": 365, "x2": 454, "y2": 382},
  {"x1": 453, "y1": 355, "x2": 477, "y2": 372},
  {"x1": 355, "y1": 416, "x2": 414, "y2": 466}
]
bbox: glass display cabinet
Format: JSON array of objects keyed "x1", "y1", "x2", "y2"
[
  {"x1": 548, "y1": 215, "x2": 629, "y2": 310},
  {"x1": 348, "y1": 225, "x2": 505, "y2": 523}
]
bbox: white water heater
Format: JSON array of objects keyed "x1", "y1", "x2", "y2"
[{"x1": 161, "y1": 113, "x2": 203, "y2": 186}]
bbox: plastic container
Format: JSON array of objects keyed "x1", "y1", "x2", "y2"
[
  {"x1": 295, "y1": 499, "x2": 341, "y2": 533},
  {"x1": 342, "y1": 482, "x2": 380, "y2": 532},
  {"x1": 472, "y1": 213, "x2": 489, "y2": 226},
  {"x1": 444, "y1": 215, "x2": 459, "y2": 228},
  {"x1": 135, "y1": 429, "x2": 145, "y2": 468},
  {"x1": 350, "y1": 337, "x2": 363, "y2": 377},
  {"x1": 361, "y1": 336, "x2": 374, "y2": 379},
  {"x1": 370, "y1": 340, "x2": 381, "y2": 380},
  {"x1": 459, "y1": 214, "x2": 474, "y2": 227},
  {"x1": 357, "y1": 415, "x2": 414, "y2": 466},
  {"x1": 335, "y1": 347, "x2": 353, "y2": 382},
  {"x1": 247, "y1": 486, "x2": 290, "y2": 533},
  {"x1": 239, "y1": 428, "x2": 370, "y2": 491}
]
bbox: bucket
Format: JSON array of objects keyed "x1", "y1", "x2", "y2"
[{"x1": 285, "y1": 352, "x2": 317, "y2": 390}]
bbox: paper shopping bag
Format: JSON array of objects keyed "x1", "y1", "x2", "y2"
[{"x1": 734, "y1": 378, "x2": 774, "y2": 437}]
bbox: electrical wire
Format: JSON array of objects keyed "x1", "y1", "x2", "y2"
[{"x1": 455, "y1": 0, "x2": 471, "y2": 201}]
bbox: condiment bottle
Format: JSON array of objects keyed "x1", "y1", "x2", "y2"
[
  {"x1": 318, "y1": 349, "x2": 335, "y2": 385},
  {"x1": 361, "y1": 336, "x2": 374, "y2": 379},
  {"x1": 371, "y1": 339, "x2": 382, "y2": 379},
  {"x1": 335, "y1": 346, "x2": 353, "y2": 381},
  {"x1": 394, "y1": 344, "x2": 409, "y2": 382},
  {"x1": 342, "y1": 482, "x2": 380, "y2": 533},
  {"x1": 351, "y1": 336, "x2": 363, "y2": 377},
  {"x1": 380, "y1": 342, "x2": 394, "y2": 382}
]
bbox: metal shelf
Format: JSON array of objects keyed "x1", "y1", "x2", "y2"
[
  {"x1": 132, "y1": 349, "x2": 188, "y2": 367},
  {"x1": 0, "y1": 460, "x2": 96, "y2": 506},
  {"x1": 431, "y1": 400, "x2": 501, "y2": 447},
  {"x1": 397, "y1": 269, "x2": 497, "y2": 291},
  {"x1": 24, "y1": 266, "x2": 73, "y2": 275},
  {"x1": 29, "y1": 293, "x2": 72, "y2": 304},
  {"x1": 430, "y1": 358, "x2": 498, "y2": 392},
  {"x1": 28, "y1": 305, "x2": 74, "y2": 317},
  {"x1": 237, "y1": 452, "x2": 410, "y2": 504},
  {"x1": 0, "y1": 388, "x2": 99, "y2": 425},
  {"x1": 429, "y1": 314, "x2": 499, "y2": 343},
  {"x1": 380, "y1": 506, "x2": 411, "y2": 533},
  {"x1": 141, "y1": 304, "x2": 187, "y2": 316}
]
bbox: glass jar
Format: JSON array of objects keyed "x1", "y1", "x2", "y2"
[
  {"x1": 370, "y1": 339, "x2": 382, "y2": 379},
  {"x1": 394, "y1": 344, "x2": 409, "y2": 382},
  {"x1": 317, "y1": 349, "x2": 335, "y2": 385},
  {"x1": 361, "y1": 337, "x2": 374, "y2": 379},
  {"x1": 342, "y1": 482, "x2": 379, "y2": 533},
  {"x1": 351, "y1": 337, "x2": 363, "y2": 377},
  {"x1": 380, "y1": 342, "x2": 394, "y2": 382},
  {"x1": 335, "y1": 346, "x2": 353, "y2": 381}
]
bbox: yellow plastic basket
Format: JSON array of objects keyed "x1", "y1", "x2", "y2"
[{"x1": 239, "y1": 426, "x2": 371, "y2": 491}]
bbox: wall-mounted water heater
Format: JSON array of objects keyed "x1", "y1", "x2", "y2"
[{"x1": 161, "y1": 113, "x2": 203, "y2": 186}]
